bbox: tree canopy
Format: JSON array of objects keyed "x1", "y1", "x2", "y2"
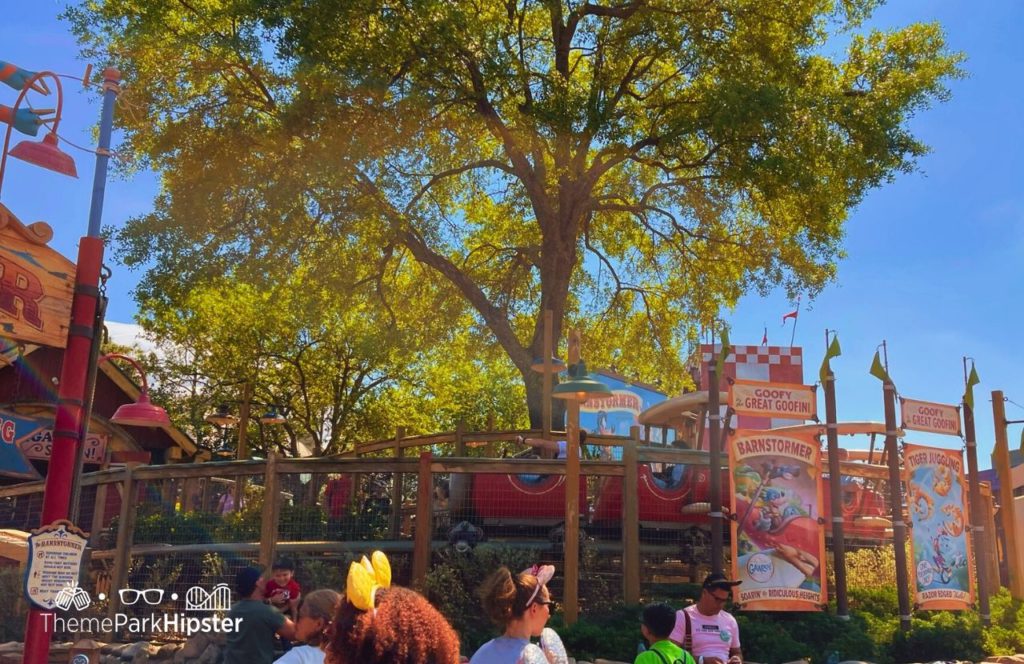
[{"x1": 67, "y1": 0, "x2": 963, "y2": 427}]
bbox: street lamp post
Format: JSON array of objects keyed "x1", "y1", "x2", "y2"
[{"x1": 21, "y1": 66, "x2": 121, "y2": 664}]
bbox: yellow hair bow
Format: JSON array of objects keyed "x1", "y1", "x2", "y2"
[{"x1": 346, "y1": 550, "x2": 391, "y2": 611}]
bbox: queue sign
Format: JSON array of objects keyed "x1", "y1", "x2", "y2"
[
  {"x1": 900, "y1": 397, "x2": 961, "y2": 436},
  {"x1": 25, "y1": 520, "x2": 89, "y2": 610},
  {"x1": 728, "y1": 379, "x2": 818, "y2": 421}
]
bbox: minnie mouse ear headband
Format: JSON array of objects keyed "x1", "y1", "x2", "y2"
[
  {"x1": 346, "y1": 551, "x2": 392, "y2": 612},
  {"x1": 521, "y1": 564, "x2": 555, "y2": 606}
]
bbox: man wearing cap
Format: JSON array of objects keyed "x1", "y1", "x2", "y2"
[{"x1": 669, "y1": 573, "x2": 742, "y2": 664}]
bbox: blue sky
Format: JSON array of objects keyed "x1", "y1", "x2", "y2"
[{"x1": 2, "y1": 2, "x2": 1022, "y2": 469}]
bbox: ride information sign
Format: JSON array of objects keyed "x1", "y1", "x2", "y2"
[
  {"x1": 729, "y1": 430, "x2": 826, "y2": 611},
  {"x1": 900, "y1": 398, "x2": 961, "y2": 436},
  {"x1": 903, "y1": 443, "x2": 973, "y2": 610},
  {"x1": 728, "y1": 379, "x2": 817, "y2": 421},
  {"x1": 25, "y1": 520, "x2": 89, "y2": 610}
]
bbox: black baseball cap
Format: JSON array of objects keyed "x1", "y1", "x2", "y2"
[{"x1": 702, "y1": 572, "x2": 741, "y2": 591}]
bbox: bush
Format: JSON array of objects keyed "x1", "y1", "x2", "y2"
[{"x1": 549, "y1": 604, "x2": 642, "y2": 663}]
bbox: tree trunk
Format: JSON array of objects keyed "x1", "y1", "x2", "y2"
[{"x1": 523, "y1": 369, "x2": 566, "y2": 431}]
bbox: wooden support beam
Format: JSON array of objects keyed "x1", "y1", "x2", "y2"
[
  {"x1": 390, "y1": 427, "x2": 405, "y2": 539},
  {"x1": 412, "y1": 451, "x2": 434, "y2": 588},
  {"x1": 259, "y1": 452, "x2": 280, "y2": 569},
  {"x1": 622, "y1": 426, "x2": 641, "y2": 605}
]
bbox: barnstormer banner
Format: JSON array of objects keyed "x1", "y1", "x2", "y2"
[
  {"x1": 730, "y1": 430, "x2": 826, "y2": 611},
  {"x1": 904, "y1": 443, "x2": 973, "y2": 610},
  {"x1": 729, "y1": 379, "x2": 817, "y2": 421}
]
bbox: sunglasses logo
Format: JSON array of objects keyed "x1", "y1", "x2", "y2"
[{"x1": 119, "y1": 588, "x2": 165, "y2": 606}]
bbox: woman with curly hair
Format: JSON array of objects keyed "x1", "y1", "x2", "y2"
[
  {"x1": 274, "y1": 589, "x2": 340, "y2": 664},
  {"x1": 326, "y1": 552, "x2": 460, "y2": 664},
  {"x1": 470, "y1": 565, "x2": 559, "y2": 663}
]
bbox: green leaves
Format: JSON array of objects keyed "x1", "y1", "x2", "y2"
[{"x1": 70, "y1": 0, "x2": 963, "y2": 427}]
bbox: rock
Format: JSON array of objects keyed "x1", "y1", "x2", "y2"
[
  {"x1": 154, "y1": 643, "x2": 179, "y2": 659},
  {"x1": 196, "y1": 642, "x2": 221, "y2": 664},
  {"x1": 984, "y1": 658, "x2": 1024, "y2": 664},
  {"x1": 119, "y1": 641, "x2": 150, "y2": 661}
]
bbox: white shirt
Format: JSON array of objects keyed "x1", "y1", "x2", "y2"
[{"x1": 273, "y1": 646, "x2": 325, "y2": 664}]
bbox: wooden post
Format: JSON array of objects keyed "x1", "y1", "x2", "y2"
[
  {"x1": 390, "y1": 427, "x2": 405, "y2": 538},
  {"x1": 107, "y1": 467, "x2": 137, "y2": 625},
  {"x1": 991, "y1": 391, "x2": 1024, "y2": 598},
  {"x1": 980, "y1": 483, "x2": 1001, "y2": 594},
  {"x1": 89, "y1": 452, "x2": 111, "y2": 546},
  {"x1": 622, "y1": 426, "x2": 641, "y2": 605},
  {"x1": 882, "y1": 374, "x2": 912, "y2": 631},
  {"x1": 823, "y1": 342, "x2": 849, "y2": 618},
  {"x1": 454, "y1": 421, "x2": 466, "y2": 457},
  {"x1": 708, "y1": 350, "x2": 724, "y2": 575},
  {"x1": 563, "y1": 330, "x2": 581, "y2": 624},
  {"x1": 259, "y1": 452, "x2": 281, "y2": 569},
  {"x1": 962, "y1": 375, "x2": 990, "y2": 624},
  {"x1": 235, "y1": 381, "x2": 253, "y2": 509},
  {"x1": 412, "y1": 451, "x2": 433, "y2": 588}
]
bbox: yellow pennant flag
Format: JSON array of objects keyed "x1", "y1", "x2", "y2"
[
  {"x1": 819, "y1": 335, "x2": 841, "y2": 384},
  {"x1": 963, "y1": 363, "x2": 980, "y2": 410},
  {"x1": 869, "y1": 350, "x2": 892, "y2": 384}
]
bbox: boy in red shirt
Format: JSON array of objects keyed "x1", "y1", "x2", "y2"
[{"x1": 265, "y1": 559, "x2": 301, "y2": 621}]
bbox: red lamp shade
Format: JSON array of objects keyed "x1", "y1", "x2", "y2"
[
  {"x1": 9, "y1": 132, "x2": 78, "y2": 178},
  {"x1": 111, "y1": 392, "x2": 171, "y2": 428}
]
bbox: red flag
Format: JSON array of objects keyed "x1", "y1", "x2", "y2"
[
  {"x1": 782, "y1": 310, "x2": 798, "y2": 324},
  {"x1": 761, "y1": 327, "x2": 768, "y2": 346}
]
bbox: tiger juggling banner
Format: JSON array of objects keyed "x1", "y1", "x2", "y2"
[
  {"x1": 730, "y1": 430, "x2": 826, "y2": 611},
  {"x1": 904, "y1": 443, "x2": 973, "y2": 610}
]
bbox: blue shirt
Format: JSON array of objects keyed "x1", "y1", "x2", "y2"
[{"x1": 470, "y1": 636, "x2": 545, "y2": 664}]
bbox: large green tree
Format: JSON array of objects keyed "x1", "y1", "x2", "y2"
[{"x1": 69, "y1": 0, "x2": 961, "y2": 426}]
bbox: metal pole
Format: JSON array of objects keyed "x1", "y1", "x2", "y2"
[
  {"x1": 708, "y1": 355, "x2": 724, "y2": 575},
  {"x1": 962, "y1": 360, "x2": 989, "y2": 625},
  {"x1": 991, "y1": 391, "x2": 1024, "y2": 598},
  {"x1": 882, "y1": 369, "x2": 912, "y2": 631},
  {"x1": 23, "y1": 67, "x2": 120, "y2": 664},
  {"x1": 68, "y1": 293, "x2": 107, "y2": 522},
  {"x1": 823, "y1": 331, "x2": 848, "y2": 618}
]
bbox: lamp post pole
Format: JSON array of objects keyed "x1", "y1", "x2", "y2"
[{"x1": 23, "y1": 67, "x2": 121, "y2": 664}]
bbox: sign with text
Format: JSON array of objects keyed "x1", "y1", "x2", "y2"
[
  {"x1": 25, "y1": 520, "x2": 90, "y2": 610},
  {"x1": 19, "y1": 428, "x2": 108, "y2": 464},
  {"x1": 0, "y1": 411, "x2": 41, "y2": 479},
  {"x1": 0, "y1": 205, "x2": 74, "y2": 349},
  {"x1": 900, "y1": 398, "x2": 961, "y2": 436},
  {"x1": 730, "y1": 430, "x2": 826, "y2": 611},
  {"x1": 903, "y1": 443, "x2": 973, "y2": 610},
  {"x1": 729, "y1": 379, "x2": 817, "y2": 421}
]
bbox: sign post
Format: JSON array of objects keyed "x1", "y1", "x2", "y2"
[{"x1": 25, "y1": 520, "x2": 89, "y2": 611}]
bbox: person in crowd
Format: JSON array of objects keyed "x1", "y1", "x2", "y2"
[
  {"x1": 470, "y1": 564, "x2": 558, "y2": 663},
  {"x1": 517, "y1": 431, "x2": 587, "y2": 460},
  {"x1": 266, "y1": 558, "x2": 302, "y2": 619},
  {"x1": 325, "y1": 551, "x2": 460, "y2": 664},
  {"x1": 636, "y1": 602, "x2": 695, "y2": 664},
  {"x1": 670, "y1": 573, "x2": 743, "y2": 664},
  {"x1": 224, "y1": 566, "x2": 296, "y2": 664},
  {"x1": 273, "y1": 589, "x2": 340, "y2": 664}
]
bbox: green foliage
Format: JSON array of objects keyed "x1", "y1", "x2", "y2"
[
  {"x1": 983, "y1": 589, "x2": 1024, "y2": 654},
  {"x1": 65, "y1": 0, "x2": 964, "y2": 427},
  {"x1": 549, "y1": 604, "x2": 643, "y2": 663},
  {"x1": 423, "y1": 544, "x2": 539, "y2": 652},
  {"x1": 132, "y1": 511, "x2": 220, "y2": 545},
  {"x1": 890, "y1": 611, "x2": 985, "y2": 664}
]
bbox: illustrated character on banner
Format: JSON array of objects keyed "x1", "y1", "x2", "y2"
[
  {"x1": 0, "y1": 61, "x2": 56, "y2": 135},
  {"x1": 929, "y1": 527, "x2": 967, "y2": 585}
]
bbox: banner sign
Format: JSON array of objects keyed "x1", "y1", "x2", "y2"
[
  {"x1": 729, "y1": 379, "x2": 817, "y2": 421},
  {"x1": 730, "y1": 430, "x2": 826, "y2": 611},
  {"x1": 25, "y1": 520, "x2": 90, "y2": 610},
  {"x1": 0, "y1": 411, "x2": 42, "y2": 479},
  {"x1": 900, "y1": 398, "x2": 961, "y2": 436},
  {"x1": 19, "y1": 428, "x2": 108, "y2": 463},
  {"x1": 904, "y1": 443, "x2": 973, "y2": 610},
  {"x1": 0, "y1": 206, "x2": 75, "y2": 349}
]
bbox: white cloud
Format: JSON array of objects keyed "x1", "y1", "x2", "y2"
[{"x1": 105, "y1": 321, "x2": 159, "y2": 356}]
